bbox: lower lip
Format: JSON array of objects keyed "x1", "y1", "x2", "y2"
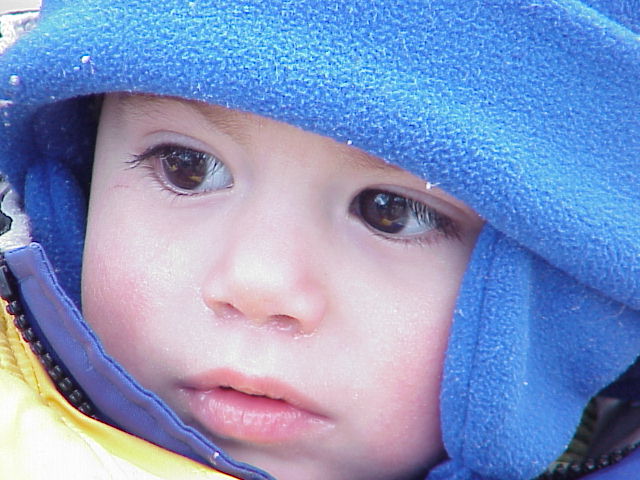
[{"x1": 185, "y1": 387, "x2": 330, "y2": 444}]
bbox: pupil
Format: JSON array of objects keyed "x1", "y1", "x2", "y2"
[
  {"x1": 360, "y1": 190, "x2": 408, "y2": 233},
  {"x1": 163, "y1": 151, "x2": 206, "y2": 190}
]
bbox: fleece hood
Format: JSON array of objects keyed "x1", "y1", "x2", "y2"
[{"x1": 1, "y1": 1, "x2": 639, "y2": 479}]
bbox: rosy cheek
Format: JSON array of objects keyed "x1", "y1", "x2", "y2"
[
  {"x1": 355, "y1": 358, "x2": 445, "y2": 477},
  {"x1": 82, "y1": 228, "x2": 154, "y2": 372},
  {"x1": 359, "y1": 290, "x2": 453, "y2": 471}
]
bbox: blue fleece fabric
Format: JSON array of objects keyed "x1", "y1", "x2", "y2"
[{"x1": 1, "y1": 1, "x2": 639, "y2": 479}]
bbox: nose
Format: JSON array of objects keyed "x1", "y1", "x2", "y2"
[{"x1": 201, "y1": 196, "x2": 328, "y2": 335}]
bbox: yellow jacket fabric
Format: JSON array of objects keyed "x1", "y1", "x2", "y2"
[{"x1": 0, "y1": 300, "x2": 237, "y2": 480}]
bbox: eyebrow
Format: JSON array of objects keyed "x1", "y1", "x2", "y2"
[
  {"x1": 115, "y1": 93, "x2": 399, "y2": 173},
  {"x1": 116, "y1": 92, "x2": 251, "y2": 143},
  {"x1": 332, "y1": 142, "x2": 400, "y2": 172}
]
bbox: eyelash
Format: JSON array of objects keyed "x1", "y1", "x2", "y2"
[
  {"x1": 372, "y1": 231, "x2": 453, "y2": 248},
  {"x1": 377, "y1": 214, "x2": 460, "y2": 248},
  {"x1": 400, "y1": 199, "x2": 459, "y2": 245}
]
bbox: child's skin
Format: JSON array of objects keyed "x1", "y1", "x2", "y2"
[{"x1": 82, "y1": 93, "x2": 484, "y2": 480}]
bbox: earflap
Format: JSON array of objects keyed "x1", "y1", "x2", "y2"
[
  {"x1": 13, "y1": 96, "x2": 98, "y2": 307},
  {"x1": 31, "y1": 96, "x2": 99, "y2": 185},
  {"x1": 431, "y1": 225, "x2": 640, "y2": 480},
  {"x1": 24, "y1": 160, "x2": 88, "y2": 306}
]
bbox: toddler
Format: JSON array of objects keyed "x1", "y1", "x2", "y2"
[{"x1": 0, "y1": 1, "x2": 639, "y2": 479}]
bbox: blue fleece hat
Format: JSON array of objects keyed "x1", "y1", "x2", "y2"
[{"x1": 1, "y1": 1, "x2": 639, "y2": 479}]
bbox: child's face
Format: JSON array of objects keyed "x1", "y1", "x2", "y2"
[{"x1": 83, "y1": 94, "x2": 483, "y2": 480}]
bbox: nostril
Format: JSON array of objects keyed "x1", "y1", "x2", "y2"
[
  {"x1": 210, "y1": 302, "x2": 243, "y2": 322},
  {"x1": 208, "y1": 302, "x2": 297, "y2": 330},
  {"x1": 268, "y1": 314, "x2": 300, "y2": 333}
]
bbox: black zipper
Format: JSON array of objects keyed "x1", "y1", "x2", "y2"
[
  {"x1": 0, "y1": 256, "x2": 97, "y2": 418},
  {"x1": 535, "y1": 441, "x2": 640, "y2": 479}
]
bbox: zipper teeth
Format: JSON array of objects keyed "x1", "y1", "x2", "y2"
[
  {"x1": 536, "y1": 442, "x2": 640, "y2": 480},
  {"x1": 0, "y1": 259, "x2": 97, "y2": 419}
]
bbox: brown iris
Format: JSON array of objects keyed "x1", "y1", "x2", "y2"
[
  {"x1": 160, "y1": 147, "x2": 211, "y2": 191},
  {"x1": 356, "y1": 190, "x2": 410, "y2": 234}
]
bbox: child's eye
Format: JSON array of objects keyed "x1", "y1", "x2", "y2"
[
  {"x1": 350, "y1": 188, "x2": 455, "y2": 241},
  {"x1": 133, "y1": 144, "x2": 233, "y2": 194}
]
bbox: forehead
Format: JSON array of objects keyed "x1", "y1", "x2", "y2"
[{"x1": 109, "y1": 93, "x2": 401, "y2": 174}]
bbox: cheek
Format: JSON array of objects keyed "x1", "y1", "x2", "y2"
[
  {"x1": 82, "y1": 218, "x2": 149, "y2": 365},
  {"x1": 357, "y1": 311, "x2": 450, "y2": 474},
  {"x1": 81, "y1": 192, "x2": 183, "y2": 385},
  {"x1": 333, "y1": 241, "x2": 470, "y2": 473}
]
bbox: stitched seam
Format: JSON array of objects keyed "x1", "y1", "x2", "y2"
[{"x1": 456, "y1": 227, "x2": 500, "y2": 465}]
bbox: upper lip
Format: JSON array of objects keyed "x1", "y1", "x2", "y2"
[{"x1": 180, "y1": 367, "x2": 327, "y2": 416}]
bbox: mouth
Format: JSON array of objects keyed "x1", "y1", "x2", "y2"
[{"x1": 181, "y1": 369, "x2": 332, "y2": 444}]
